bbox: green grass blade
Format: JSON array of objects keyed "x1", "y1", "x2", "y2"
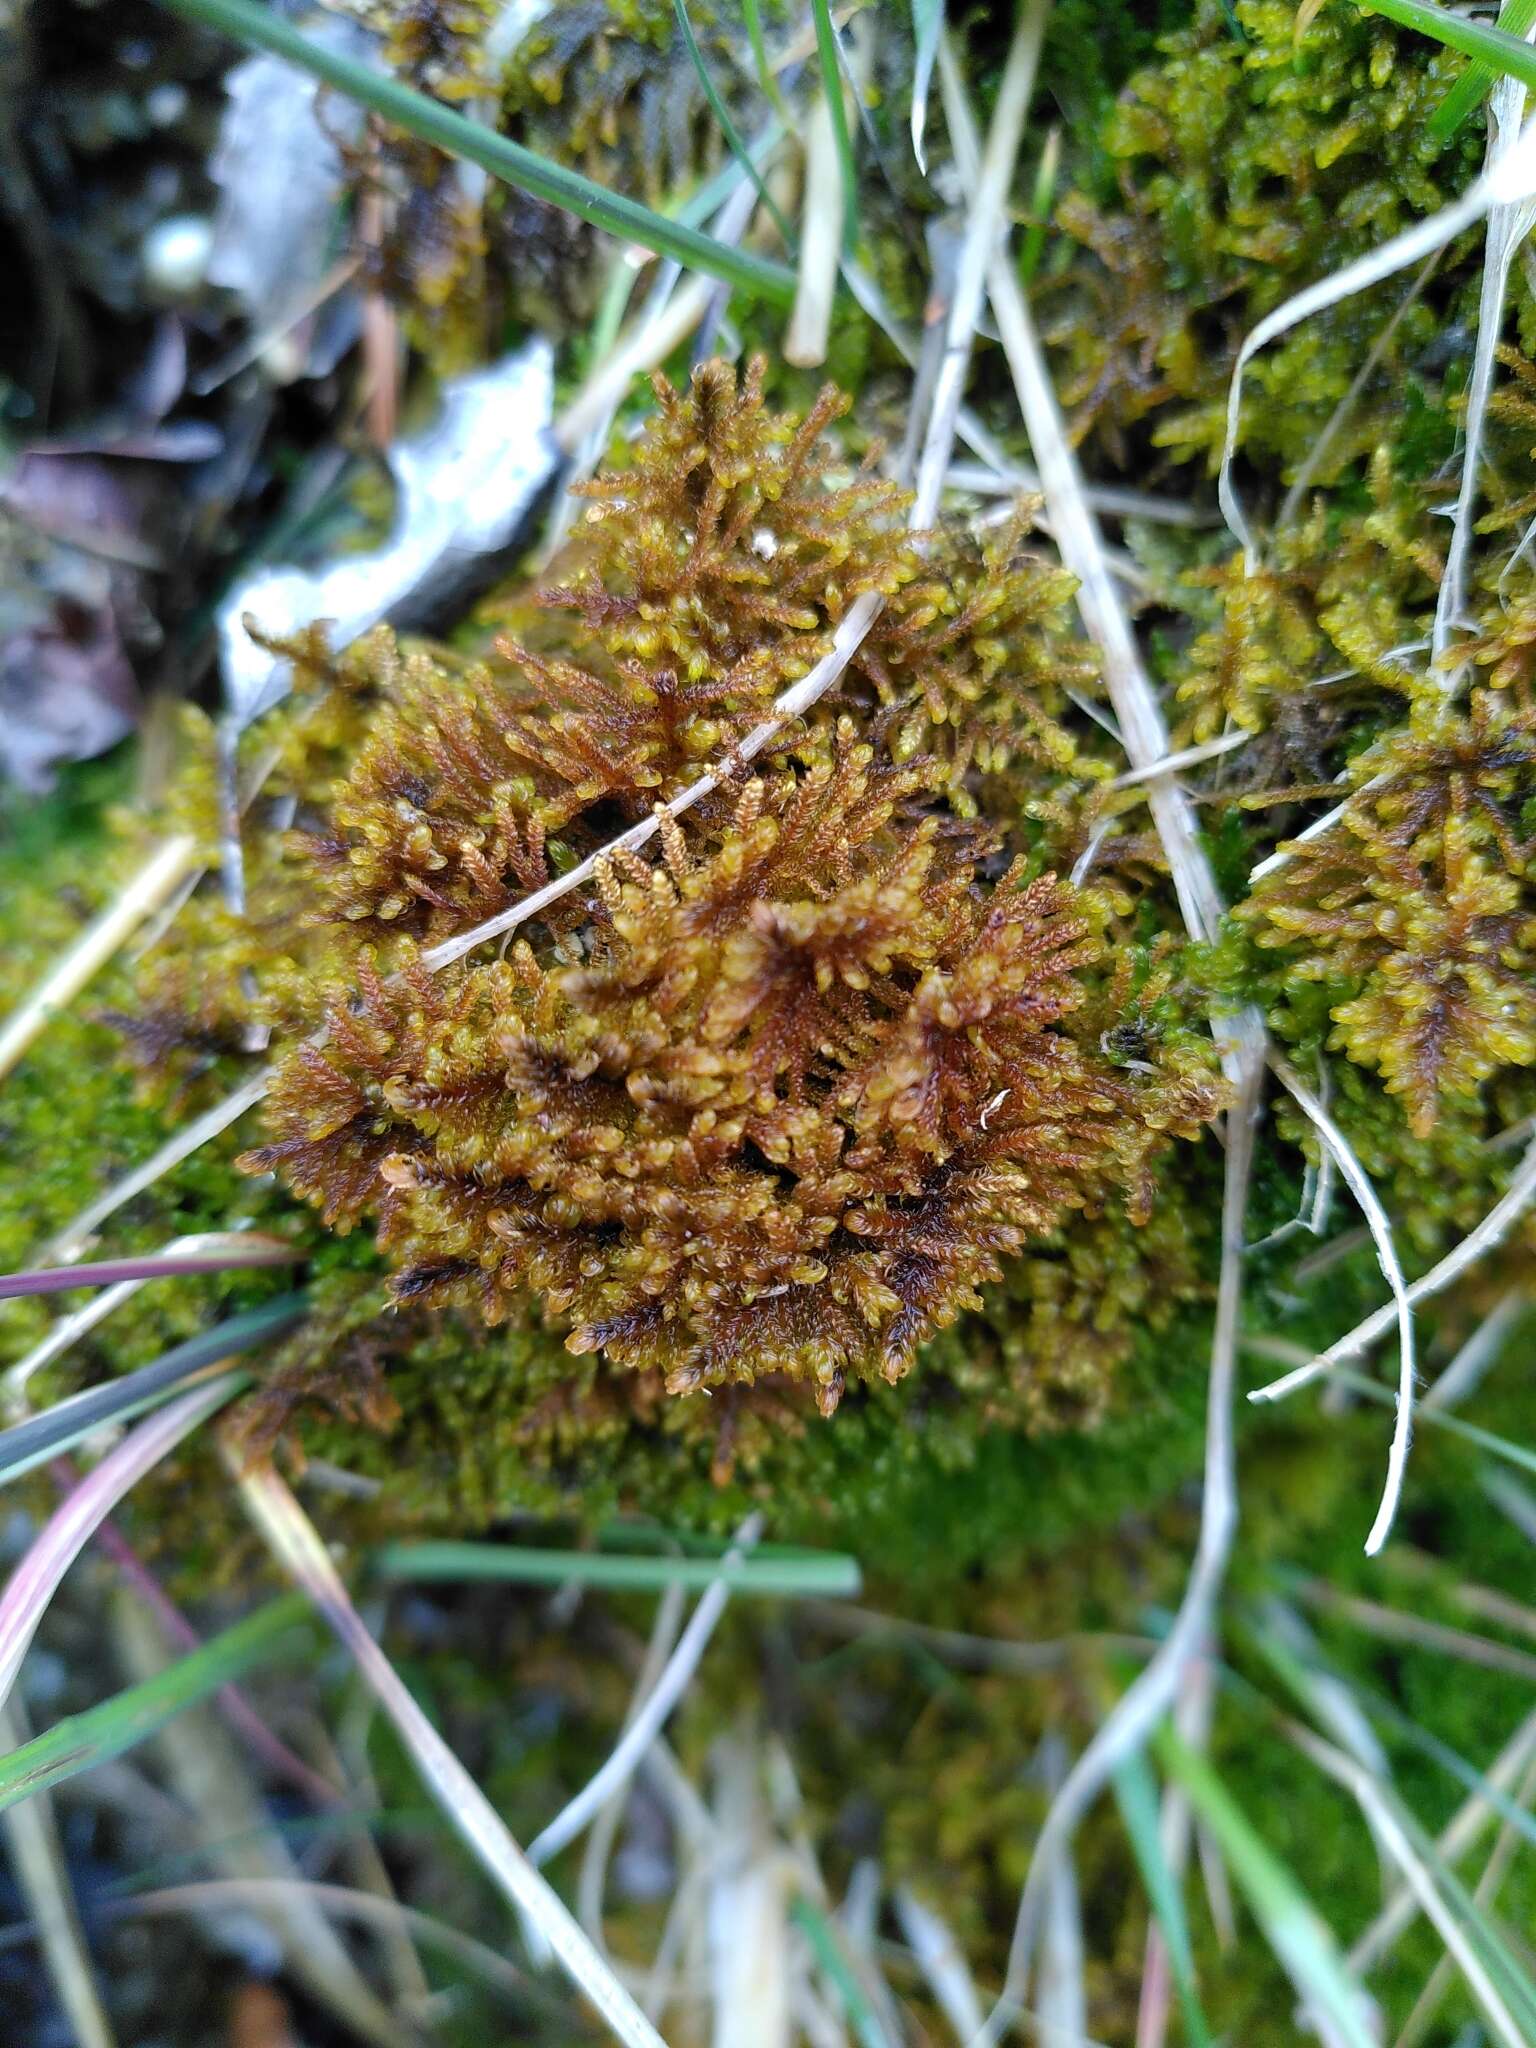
[
  {"x1": 1154, "y1": 1726, "x2": 1377, "y2": 2048},
  {"x1": 1112, "y1": 1750, "x2": 1215, "y2": 2048},
  {"x1": 789, "y1": 1896, "x2": 893, "y2": 2048},
  {"x1": 1429, "y1": 0, "x2": 1536, "y2": 140},
  {"x1": 811, "y1": 0, "x2": 860, "y2": 250},
  {"x1": 672, "y1": 0, "x2": 794, "y2": 249},
  {"x1": 0, "y1": 1292, "x2": 308, "y2": 1488},
  {"x1": 150, "y1": 0, "x2": 797, "y2": 305},
  {"x1": 1352, "y1": 0, "x2": 1536, "y2": 95},
  {"x1": 373, "y1": 1540, "x2": 861, "y2": 1599},
  {"x1": 742, "y1": 0, "x2": 790, "y2": 121},
  {"x1": 0, "y1": 1596, "x2": 315, "y2": 1816}
]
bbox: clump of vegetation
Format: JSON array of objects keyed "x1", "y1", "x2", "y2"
[
  {"x1": 124, "y1": 360, "x2": 1216, "y2": 1425},
  {"x1": 1043, "y1": 0, "x2": 1481, "y2": 478}
]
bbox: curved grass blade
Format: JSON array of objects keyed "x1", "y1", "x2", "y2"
[
  {"x1": 0, "y1": 1292, "x2": 308, "y2": 1487},
  {"x1": 1112, "y1": 1750, "x2": 1214, "y2": 2048},
  {"x1": 151, "y1": 0, "x2": 797, "y2": 305},
  {"x1": 373, "y1": 1538, "x2": 859, "y2": 1599},
  {"x1": 1153, "y1": 1725, "x2": 1378, "y2": 2048},
  {"x1": 0, "y1": 1375, "x2": 246, "y2": 1719},
  {"x1": 910, "y1": 0, "x2": 944, "y2": 173},
  {"x1": 1354, "y1": 0, "x2": 1536, "y2": 94},
  {"x1": 233, "y1": 1458, "x2": 668, "y2": 2048},
  {"x1": 0, "y1": 1596, "x2": 314, "y2": 1816},
  {"x1": 672, "y1": 0, "x2": 794, "y2": 249}
]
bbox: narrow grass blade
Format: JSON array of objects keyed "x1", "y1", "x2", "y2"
[
  {"x1": 790, "y1": 1895, "x2": 894, "y2": 2048},
  {"x1": 1153, "y1": 1725, "x2": 1377, "y2": 2048},
  {"x1": 672, "y1": 0, "x2": 793, "y2": 248},
  {"x1": 0, "y1": 837, "x2": 197, "y2": 1084},
  {"x1": 742, "y1": 0, "x2": 790, "y2": 119},
  {"x1": 0, "y1": 1240, "x2": 300, "y2": 1299},
  {"x1": 374, "y1": 1539, "x2": 858, "y2": 1599},
  {"x1": 151, "y1": 0, "x2": 796, "y2": 305},
  {"x1": 0, "y1": 1292, "x2": 308, "y2": 1486},
  {"x1": 0, "y1": 1699, "x2": 117, "y2": 2048},
  {"x1": 0, "y1": 1374, "x2": 245, "y2": 1718},
  {"x1": 528, "y1": 1515, "x2": 762, "y2": 1865},
  {"x1": 811, "y1": 0, "x2": 859, "y2": 249},
  {"x1": 1350, "y1": 0, "x2": 1536, "y2": 96},
  {"x1": 1112, "y1": 1751, "x2": 1214, "y2": 2048},
  {"x1": 232, "y1": 1458, "x2": 668, "y2": 2048},
  {"x1": 0, "y1": 1596, "x2": 313, "y2": 1816},
  {"x1": 1430, "y1": 0, "x2": 1536, "y2": 139}
]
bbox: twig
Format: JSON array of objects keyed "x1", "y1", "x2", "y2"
[
  {"x1": 1423, "y1": 1288, "x2": 1525, "y2": 1412},
  {"x1": 0, "y1": 838, "x2": 198, "y2": 1085}
]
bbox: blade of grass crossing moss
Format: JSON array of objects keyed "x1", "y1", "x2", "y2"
[
  {"x1": 230, "y1": 1458, "x2": 667, "y2": 2048},
  {"x1": 0, "y1": 1374, "x2": 246, "y2": 1720},
  {"x1": 1357, "y1": 0, "x2": 1536, "y2": 94},
  {"x1": 149, "y1": 0, "x2": 796, "y2": 306},
  {"x1": 1112, "y1": 1752, "x2": 1214, "y2": 2048},
  {"x1": 672, "y1": 0, "x2": 794, "y2": 249},
  {"x1": 374, "y1": 1539, "x2": 858, "y2": 1598},
  {"x1": 1431, "y1": 0, "x2": 1536, "y2": 140},
  {"x1": 0, "y1": 1596, "x2": 314, "y2": 1815},
  {"x1": 811, "y1": 0, "x2": 859, "y2": 250},
  {"x1": 0, "y1": 1292, "x2": 309, "y2": 1487},
  {"x1": 1152, "y1": 1726, "x2": 1378, "y2": 2048}
]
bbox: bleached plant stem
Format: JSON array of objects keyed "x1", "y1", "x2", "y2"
[
  {"x1": 1291, "y1": 1724, "x2": 1526, "y2": 2048},
  {"x1": 1276, "y1": 252, "x2": 1440, "y2": 536},
  {"x1": 911, "y1": 0, "x2": 1049, "y2": 528},
  {"x1": 577, "y1": 1580, "x2": 690, "y2": 1942},
  {"x1": 1271, "y1": 1057, "x2": 1416, "y2": 1556},
  {"x1": 1249, "y1": 1129, "x2": 1536, "y2": 1404},
  {"x1": 230, "y1": 1457, "x2": 668, "y2": 2048},
  {"x1": 0, "y1": 1698, "x2": 117, "y2": 2048},
  {"x1": 1423, "y1": 1287, "x2": 1525, "y2": 1412},
  {"x1": 1221, "y1": 105, "x2": 1536, "y2": 570},
  {"x1": 983, "y1": 1050, "x2": 1265, "y2": 2041},
  {"x1": 0, "y1": 837, "x2": 198, "y2": 1085},
  {"x1": 1435, "y1": 53, "x2": 1536, "y2": 678},
  {"x1": 1350, "y1": 1703, "x2": 1536, "y2": 1975},
  {"x1": 0, "y1": 1373, "x2": 242, "y2": 1719},
  {"x1": 1109, "y1": 730, "x2": 1250, "y2": 790},
  {"x1": 44, "y1": 1073, "x2": 273, "y2": 1262},
  {"x1": 530, "y1": 1515, "x2": 762, "y2": 1866},
  {"x1": 893, "y1": 1887, "x2": 987, "y2": 2043},
  {"x1": 556, "y1": 275, "x2": 715, "y2": 453}
]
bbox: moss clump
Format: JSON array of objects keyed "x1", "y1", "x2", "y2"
[{"x1": 1041, "y1": 0, "x2": 1480, "y2": 480}]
